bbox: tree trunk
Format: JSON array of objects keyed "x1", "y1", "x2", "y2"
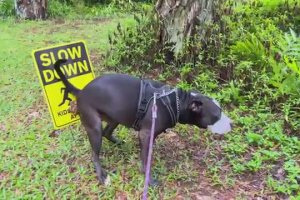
[
  {"x1": 15, "y1": 0, "x2": 47, "y2": 19},
  {"x1": 155, "y1": 0, "x2": 217, "y2": 54}
]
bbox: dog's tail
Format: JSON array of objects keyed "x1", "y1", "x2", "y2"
[{"x1": 54, "y1": 59, "x2": 80, "y2": 96}]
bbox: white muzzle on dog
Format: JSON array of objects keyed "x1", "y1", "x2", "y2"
[{"x1": 207, "y1": 99, "x2": 232, "y2": 135}]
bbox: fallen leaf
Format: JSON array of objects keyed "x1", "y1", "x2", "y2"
[
  {"x1": 0, "y1": 123, "x2": 6, "y2": 132},
  {"x1": 191, "y1": 194, "x2": 214, "y2": 200},
  {"x1": 0, "y1": 172, "x2": 8, "y2": 180},
  {"x1": 115, "y1": 191, "x2": 127, "y2": 200},
  {"x1": 28, "y1": 111, "x2": 40, "y2": 118},
  {"x1": 274, "y1": 168, "x2": 285, "y2": 180},
  {"x1": 49, "y1": 130, "x2": 61, "y2": 137},
  {"x1": 174, "y1": 195, "x2": 185, "y2": 200}
]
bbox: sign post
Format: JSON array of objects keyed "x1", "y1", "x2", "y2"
[{"x1": 32, "y1": 41, "x2": 95, "y2": 129}]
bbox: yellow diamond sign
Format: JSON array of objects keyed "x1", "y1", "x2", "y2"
[{"x1": 32, "y1": 41, "x2": 95, "y2": 129}]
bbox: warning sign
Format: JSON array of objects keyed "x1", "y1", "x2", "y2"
[{"x1": 32, "y1": 41, "x2": 95, "y2": 129}]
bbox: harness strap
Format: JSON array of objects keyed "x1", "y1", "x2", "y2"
[
  {"x1": 133, "y1": 80, "x2": 179, "y2": 130},
  {"x1": 160, "y1": 96, "x2": 176, "y2": 126},
  {"x1": 133, "y1": 80, "x2": 149, "y2": 130}
]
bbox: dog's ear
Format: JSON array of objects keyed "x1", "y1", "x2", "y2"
[
  {"x1": 189, "y1": 92, "x2": 204, "y2": 113},
  {"x1": 189, "y1": 100, "x2": 203, "y2": 113}
]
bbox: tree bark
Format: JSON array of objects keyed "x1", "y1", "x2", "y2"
[
  {"x1": 155, "y1": 0, "x2": 217, "y2": 54},
  {"x1": 15, "y1": 0, "x2": 47, "y2": 19}
]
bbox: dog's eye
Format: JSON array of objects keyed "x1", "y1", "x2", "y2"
[
  {"x1": 190, "y1": 100, "x2": 203, "y2": 112},
  {"x1": 196, "y1": 101, "x2": 203, "y2": 106},
  {"x1": 213, "y1": 115, "x2": 220, "y2": 123}
]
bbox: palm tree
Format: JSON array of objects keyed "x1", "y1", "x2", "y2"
[
  {"x1": 15, "y1": 0, "x2": 47, "y2": 19},
  {"x1": 156, "y1": 0, "x2": 219, "y2": 54}
]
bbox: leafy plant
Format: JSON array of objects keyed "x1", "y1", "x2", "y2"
[
  {"x1": 0, "y1": 0, "x2": 14, "y2": 17},
  {"x1": 48, "y1": 0, "x2": 73, "y2": 17},
  {"x1": 105, "y1": 10, "x2": 159, "y2": 74},
  {"x1": 246, "y1": 132, "x2": 264, "y2": 146},
  {"x1": 246, "y1": 152, "x2": 263, "y2": 172},
  {"x1": 270, "y1": 29, "x2": 300, "y2": 97},
  {"x1": 231, "y1": 34, "x2": 268, "y2": 67}
]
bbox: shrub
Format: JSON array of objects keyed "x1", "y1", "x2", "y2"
[{"x1": 0, "y1": 0, "x2": 14, "y2": 17}]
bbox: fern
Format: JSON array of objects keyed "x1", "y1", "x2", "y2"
[
  {"x1": 231, "y1": 34, "x2": 267, "y2": 67},
  {"x1": 270, "y1": 29, "x2": 300, "y2": 96},
  {"x1": 280, "y1": 29, "x2": 300, "y2": 61}
]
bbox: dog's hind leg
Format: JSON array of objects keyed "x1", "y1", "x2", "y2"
[
  {"x1": 81, "y1": 109, "x2": 107, "y2": 184},
  {"x1": 103, "y1": 122, "x2": 123, "y2": 144}
]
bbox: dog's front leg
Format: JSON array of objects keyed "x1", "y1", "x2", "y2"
[
  {"x1": 139, "y1": 129, "x2": 150, "y2": 173},
  {"x1": 138, "y1": 129, "x2": 159, "y2": 185}
]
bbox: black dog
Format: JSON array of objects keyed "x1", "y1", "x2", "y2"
[{"x1": 54, "y1": 59, "x2": 222, "y2": 184}]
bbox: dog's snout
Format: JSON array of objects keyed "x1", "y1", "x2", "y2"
[
  {"x1": 229, "y1": 121, "x2": 234, "y2": 129},
  {"x1": 213, "y1": 115, "x2": 220, "y2": 124}
]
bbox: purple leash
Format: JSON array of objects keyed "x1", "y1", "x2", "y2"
[{"x1": 142, "y1": 93, "x2": 158, "y2": 200}]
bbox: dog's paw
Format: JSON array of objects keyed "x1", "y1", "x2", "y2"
[
  {"x1": 149, "y1": 178, "x2": 160, "y2": 187},
  {"x1": 96, "y1": 171, "x2": 109, "y2": 185},
  {"x1": 106, "y1": 136, "x2": 125, "y2": 145},
  {"x1": 104, "y1": 174, "x2": 111, "y2": 186}
]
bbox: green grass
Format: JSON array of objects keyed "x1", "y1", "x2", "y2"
[{"x1": 0, "y1": 9, "x2": 300, "y2": 200}]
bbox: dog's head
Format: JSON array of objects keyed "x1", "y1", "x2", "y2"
[
  {"x1": 185, "y1": 92, "x2": 222, "y2": 128},
  {"x1": 180, "y1": 91, "x2": 232, "y2": 134}
]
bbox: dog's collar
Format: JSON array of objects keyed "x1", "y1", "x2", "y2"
[{"x1": 156, "y1": 88, "x2": 180, "y2": 125}]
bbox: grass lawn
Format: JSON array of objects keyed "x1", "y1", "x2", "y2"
[{"x1": 0, "y1": 15, "x2": 299, "y2": 199}]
